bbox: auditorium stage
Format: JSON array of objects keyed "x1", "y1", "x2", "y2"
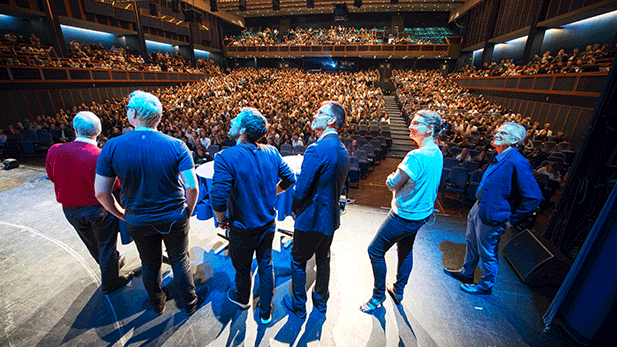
[{"x1": 0, "y1": 165, "x2": 576, "y2": 346}]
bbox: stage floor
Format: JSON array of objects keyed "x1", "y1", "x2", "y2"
[{"x1": 0, "y1": 165, "x2": 576, "y2": 346}]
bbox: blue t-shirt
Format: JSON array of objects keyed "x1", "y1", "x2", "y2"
[
  {"x1": 96, "y1": 130, "x2": 194, "y2": 225},
  {"x1": 392, "y1": 141, "x2": 443, "y2": 220}
]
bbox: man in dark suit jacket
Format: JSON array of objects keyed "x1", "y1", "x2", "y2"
[
  {"x1": 283, "y1": 101, "x2": 350, "y2": 319},
  {"x1": 444, "y1": 122, "x2": 542, "y2": 294}
]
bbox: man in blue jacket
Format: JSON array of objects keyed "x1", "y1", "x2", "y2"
[
  {"x1": 283, "y1": 101, "x2": 350, "y2": 318},
  {"x1": 211, "y1": 107, "x2": 295, "y2": 325},
  {"x1": 444, "y1": 122, "x2": 542, "y2": 294}
]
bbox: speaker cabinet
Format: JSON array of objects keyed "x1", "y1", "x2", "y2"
[
  {"x1": 239, "y1": 0, "x2": 246, "y2": 11},
  {"x1": 273, "y1": 0, "x2": 280, "y2": 11},
  {"x1": 354, "y1": 0, "x2": 362, "y2": 8},
  {"x1": 149, "y1": 3, "x2": 157, "y2": 16},
  {"x1": 210, "y1": 0, "x2": 218, "y2": 12},
  {"x1": 307, "y1": 0, "x2": 314, "y2": 8},
  {"x1": 503, "y1": 229, "x2": 571, "y2": 286}
]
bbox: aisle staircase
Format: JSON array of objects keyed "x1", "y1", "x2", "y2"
[{"x1": 384, "y1": 95, "x2": 415, "y2": 158}]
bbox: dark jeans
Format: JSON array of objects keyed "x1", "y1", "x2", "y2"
[
  {"x1": 127, "y1": 212, "x2": 196, "y2": 308},
  {"x1": 368, "y1": 211, "x2": 427, "y2": 301},
  {"x1": 290, "y1": 229, "x2": 334, "y2": 311},
  {"x1": 228, "y1": 223, "x2": 275, "y2": 316},
  {"x1": 63, "y1": 205, "x2": 121, "y2": 292}
]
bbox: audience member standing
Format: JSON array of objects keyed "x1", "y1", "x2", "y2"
[
  {"x1": 211, "y1": 107, "x2": 295, "y2": 325},
  {"x1": 283, "y1": 101, "x2": 350, "y2": 319},
  {"x1": 360, "y1": 110, "x2": 443, "y2": 312},
  {"x1": 95, "y1": 90, "x2": 206, "y2": 316},
  {"x1": 46, "y1": 111, "x2": 133, "y2": 294},
  {"x1": 444, "y1": 122, "x2": 542, "y2": 294}
]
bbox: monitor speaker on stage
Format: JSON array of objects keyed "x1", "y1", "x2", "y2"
[{"x1": 503, "y1": 229, "x2": 571, "y2": 286}]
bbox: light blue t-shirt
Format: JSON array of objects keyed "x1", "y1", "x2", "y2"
[{"x1": 391, "y1": 141, "x2": 443, "y2": 220}]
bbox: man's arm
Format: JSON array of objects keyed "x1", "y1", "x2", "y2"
[
  {"x1": 179, "y1": 167, "x2": 199, "y2": 216},
  {"x1": 211, "y1": 154, "x2": 232, "y2": 229},
  {"x1": 94, "y1": 174, "x2": 126, "y2": 221},
  {"x1": 510, "y1": 160, "x2": 543, "y2": 224}
]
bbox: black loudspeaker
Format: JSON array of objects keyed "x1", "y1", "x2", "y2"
[
  {"x1": 183, "y1": 8, "x2": 194, "y2": 22},
  {"x1": 502, "y1": 229, "x2": 571, "y2": 286},
  {"x1": 273, "y1": 0, "x2": 280, "y2": 11},
  {"x1": 210, "y1": 0, "x2": 217, "y2": 12},
  {"x1": 239, "y1": 0, "x2": 246, "y2": 11},
  {"x1": 391, "y1": 0, "x2": 398, "y2": 4},
  {"x1": 307, "y1": 0, "x2": 314, "y2": 8},
  {"x1": 171, "y1": 0, "x2": 179, "y2": 13},
  {"x1": 3, "y1": 158, "x2": 19, "y2": 170},
  {"x1": 354, "y1": 0, "x2": 362, "y2": 7},
  {"x1": 149, "y1": 3, "x2": 157, "y2": 16}
]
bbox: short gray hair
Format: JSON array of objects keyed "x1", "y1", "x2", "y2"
[
  {"x1": 416, "y1": 109, "x2": 443, "y2": 136},
  {"x1": 73, "y1": 111, "x2": 101, "y2": 137},
  {"x1": 127, "y1": 90, "x2": 163, "y2": 127},
  {"x1": 502, "y1": 122, "x2": 527, "y2": 146},
  {"x1": 320, "y1": 100, "x2": 346, "y2": 130}
]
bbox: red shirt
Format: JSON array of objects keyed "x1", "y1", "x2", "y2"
[{"x1": 46, "y1": 141, "x2": 113, "y2": 207}]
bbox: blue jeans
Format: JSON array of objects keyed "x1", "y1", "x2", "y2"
[
  {"x1": 228, "y1": 222, "x2": 275, "y2": 316},
  {"x1": 461, "y1": 202, "x2": 505, "y2": 290},
  {"x1": 63, "y1": 205, "x2": 121, "y2": 292},
  {"x1": 127, "y1": 211, "x2": 196, "y2": 308},
  {"x1": 368, "y1": 211, "x2": 427, "y2": 301}
]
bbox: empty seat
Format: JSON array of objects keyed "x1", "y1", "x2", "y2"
[
  {"x1": 443, "y1": 157, "x2": 458, "y2": 169},
  {"x1": 461, "y1": 161, "x2": 480, "y2": 172},
  {"x1": 543, "y1": 141, "x2": 557, "y2": 153},
  {"x1": 557, "y1": 141, "x2": 571, "y2": 152}
]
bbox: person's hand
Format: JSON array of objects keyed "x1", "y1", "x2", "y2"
[{"x1": 219, "y1": 220, "x2": 230, "y2": 230}]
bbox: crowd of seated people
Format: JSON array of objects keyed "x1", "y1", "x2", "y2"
[
  {"x1": 1, "y1": 31, "x2": 221, "y2": 74},
  {"x1": 451, "y1": 44, "x2": 613, "y2": 78},
  {"x1": 2, "y1": 67, "x2": 382, "y2": 163},
  {"x1": 226, "y1": 26, "x2": 452, "y2": 46}
]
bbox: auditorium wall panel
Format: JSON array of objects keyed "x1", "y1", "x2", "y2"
[
  {"x1": 70, "y1": 90, "x2": 83, "y2": 108},
  {"x1": 0, "y1": 92, "x2": 17, "y2": 128},
  {"x1": 60, "y1": 90, "x2": 73, "y2": 109},
  {"x1": 89, "y1": 88, "x2": 101, "y2": 104},
  {"x1": 570, "y1": 109, "x2": 594, "y2": 149},
  {"x1": 24, "y1": 90, "x2": 42, "y2": 117},
  {"x1": 546, "y1": 104, "x2": 560, "y2": 129},
  {"x1": 11, "y1": 91, "x2": 30, "y2": 120},
  {"x1": 538, "y1": 103, "x2": 550, "y2": 125},
  {"x1": 555, "y1": 105, "x2": 570, "y2": 133},
  {"x1": 563, "y1": 107, "x2": 581, "y2": 141},
  {"x1": 104, "y1": 88, "x2": 115, "y2": 99},
  {"x1": 48, "y1": 90, "x2": 62, "y2": 111},
  {"x1": 81, "y1": 89, "x2": 93, "y2": 105},
  {"x1": 38, "y1": 91, "x2": 53, "y2": 116}
]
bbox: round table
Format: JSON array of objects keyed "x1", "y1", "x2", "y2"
[{"x1": 194, "y1": 154, "x2": 303, "y2": 223}]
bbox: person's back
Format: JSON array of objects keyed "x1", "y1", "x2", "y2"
[{"x1": 99, "y1": 130, "x2": 190, "y2": 225}]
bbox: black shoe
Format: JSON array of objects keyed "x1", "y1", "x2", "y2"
[
  {"x1": 101, "y1": 272, "x2": 133, "y2": 295},
  {"x1": 311, "y1": 291, "x2": 327, "y2": 314},
  {"x1": 118, "y1": 255, "x2": 126, "y2": 270},
  {"x1": 186, "y1": 286, "x2": 209, "y2": 316},
  {"x1": 443, "y1": 268, "x2": 474, "y2": 284},
  {"x1": 153, "y1": 286, "x2": 171, "y2": 315},
  {"x1": 227, "y1": 288, "x2": 249, "y2": 310},
  {"x1": 386, "y1": 283, "x2": 403, "y2": 305},
  {"x1": 283, "y1": 295, "x2": 306, "y2": 319},
  {"x1": 460, "y1": 284, "x2": 492, "y2": 295}
]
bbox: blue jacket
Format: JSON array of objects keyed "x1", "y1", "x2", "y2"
[
  {"x1": 477, "y1": 148, "x2": 542, "y2": 226},
  {"x1": 211, "y1": 143, "x2": 295, "y2": 231},
  {"x1": 292, "y1": 133, "x2": 350, "y2": 235}
]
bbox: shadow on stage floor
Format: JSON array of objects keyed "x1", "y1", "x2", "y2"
[{"x1": 0, "y1": 165, "x2": 578, "y2": 346}]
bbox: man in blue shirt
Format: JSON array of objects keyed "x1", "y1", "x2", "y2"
[
  {"x1": 95, "y1": 90, "x2": 205, "y2": 316},
  {"x1": 211, "y1": 107, "x2": 295, "y2": 325},
  {"x1": 283, "y1": 101, "x2": 350, "y2": 319},
  {"x1": 444, "y1": 122, "x2": 542, "y2": 294}
]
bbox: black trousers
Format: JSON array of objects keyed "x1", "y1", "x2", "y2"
[
  {"x1": 290, "y1": 229, "x2": 334, "y2": 311},
  {"x1": 127, "y1": 212, "x2": 196, "y2": 308},
  {"x1": 63, "y1": 205, "x2": 121, "y2": 292}
]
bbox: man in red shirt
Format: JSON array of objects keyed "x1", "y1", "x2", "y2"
[{"x1": 46, "y1": 111, "x2": 132, "y2": 294}]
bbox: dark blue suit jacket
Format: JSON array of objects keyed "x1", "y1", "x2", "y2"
[
  {"x1": 476, "y1": 148, "x2": 543, "y2": 226},
  {"x1": 292, "y1": 133, "x2": 350, "y2": 235}
]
